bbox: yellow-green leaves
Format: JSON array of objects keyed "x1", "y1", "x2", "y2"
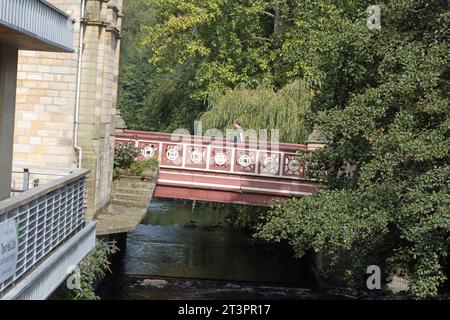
[{"x1": 200, "y1": 79, "x2": 314, "y2": 143}]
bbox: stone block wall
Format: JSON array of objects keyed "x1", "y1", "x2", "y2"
[{"x1": 13, "y1": 0, "x2": 123, "y2": 220}]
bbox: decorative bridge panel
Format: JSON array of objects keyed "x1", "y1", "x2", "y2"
[
  {"x1": 234, "y1": 149, "x2": 257, "y2": 174},
  {"x1": 185, "y1": 145, "x2": 208, "y2": 170},
  {"x1": 209, "y1": 147, "x2": 232, "y2": 172},
  {"x1": 138, "y1": 141, "x2": 160, "y2": 161},
  {"x1": 259, "y1": 152, "x2": 281, "y2": 176},
  {"x1": 161, "y1": 143, "x2": 184, "y2": 167},
  {"x1": 283, "y1": 154, "x2": 305, "y2": 178}
]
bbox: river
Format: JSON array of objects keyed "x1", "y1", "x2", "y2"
[{"x1": 95, "y1": 199, "x2": 394, "y2": 300}]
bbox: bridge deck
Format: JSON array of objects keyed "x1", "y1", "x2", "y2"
[
  {"x1": 156, "y1": 168, "x2": 321, "y2": 206},
  {"x1": 116, "y1": 130, "x2": 321, "y2": 206}
]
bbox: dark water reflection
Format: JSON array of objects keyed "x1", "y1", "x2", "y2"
[{"x1": 98, "y1": 199, "x2": 319, "y2": 300}]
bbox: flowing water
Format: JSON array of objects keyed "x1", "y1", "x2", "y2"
[
  {"x1": 97, "y1": 199, "x2": 324, "y2": 299},
  {"x1": 96, "y1": 199, "x2": 392, "y2": 300}
]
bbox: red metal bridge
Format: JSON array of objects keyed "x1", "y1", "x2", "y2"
[{"x1": 115, "y1": 130, "x2": 322, "y2": 206}]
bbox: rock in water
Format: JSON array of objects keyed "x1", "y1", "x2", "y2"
[{"x1": 140, "y1": 279, "x2": 168, "y2": 288}]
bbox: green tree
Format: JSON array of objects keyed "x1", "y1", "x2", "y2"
[
  {"x1": 138, "y1": 66, "x2": 204, "y2": 132},
  {"x1": 200, "y1": 79, "x2": 314, "y2": 143},
  {"x1": 118, "y1": 0, "x2": 156, "y2": 130},
  {"x1": 118, "y1": 1, "x2": 202, "y2": 132},
  {"x1": 138, "y1": 0, "x2": 334, "y2": 136},
  {"x1": 256, "y1": 0, "x2": 450, "y2": 298},
  {"x1": 141, "y1": 0, "x2": 276, "y2": 101},
  {"x1": 124, "y1": 0, "x2": 363, "y2": 134}
]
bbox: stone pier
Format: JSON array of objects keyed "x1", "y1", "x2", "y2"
[{"x1": 96, "y1": 169, "x2": 159, "y2": 236}]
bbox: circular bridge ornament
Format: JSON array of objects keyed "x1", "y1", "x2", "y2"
[
  {"x1": 288, "y1": 159, "x2": 301, "y2": 172},
  {"x1": 166, "y1": 148, "x2": 179, "y2": 161},
  {"x1": 214, "y1": 153, "x2": 227, "y2": 166},
  {"x1": 190, "y1": 150, "x2": 203, "y2": 164},
  {"x1": 238, "y1": 154, "x2": 252, "y2": 168},
  {"x1": 263, "y1": 157, "x2": 277, "y2": 170},
  {"x1": 142, "y1": 146, "x2": 155, "y2": 159}
]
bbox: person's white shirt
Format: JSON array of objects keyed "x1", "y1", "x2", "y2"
[{"x1": 235, "y1": 128, "x2": 244, "y2": 144}]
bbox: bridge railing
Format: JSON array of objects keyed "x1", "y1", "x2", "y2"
[
  {"x1": 116, "y1": 130, "x2": 311, "y2": 180},
  {"x1": 0, "y1": 169, "x2": 90, "y2": 297},
  {"x1": 120, "y1": 130, "x2": 308, "y2": 153}
]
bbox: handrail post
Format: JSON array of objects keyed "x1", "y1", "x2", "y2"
[{"x1": 23, "y1": 168, "x2": 30, "y2": 191}]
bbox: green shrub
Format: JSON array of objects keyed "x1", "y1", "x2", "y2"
[
  {"x1": 113, "y1": 168, "x2": 120, "y2": 180},
  {"x1": 129, "y1": 159, "x2": 159, "y2": 176},
  {"x1": 114, "y1": 142, "x2": 140, "y2": 169},
  {"x1": 71, "y1": 240, "x2": 119, "y2": 300}
]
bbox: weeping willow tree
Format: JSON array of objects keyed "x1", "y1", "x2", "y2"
[{"x1": 200, "y1": 79, "x2": 315, "y2": 144}]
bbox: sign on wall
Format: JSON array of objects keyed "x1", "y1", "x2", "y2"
[{"x1": 0, "y1": 220, "x2": 18, "y2": 284}]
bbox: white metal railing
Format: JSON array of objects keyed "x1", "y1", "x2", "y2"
[
  {"x1": 0, "y1": 169, "x2": 89, "y2": 297},
  {"x1": 10, "y1": 167, "x2": 71, "y2": 196},
  {"x1": 0, "y1": 0, "x2": 74, "y2": 51}
]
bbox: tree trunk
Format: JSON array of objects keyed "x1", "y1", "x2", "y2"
[{"x1": 273, "y1": 8, "x2": 284, "y2": 48}]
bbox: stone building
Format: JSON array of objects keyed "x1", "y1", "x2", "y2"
[
  {"x1": 0, "y1": 0, "x2": 75, "y2": 201},
  {"x1": 13, "y1": 0, "x2": 124, "y2": 220}
]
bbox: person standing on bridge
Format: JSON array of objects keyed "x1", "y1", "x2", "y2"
[{"x1": 234, "y1": 120, "x2": 244, "y2": 144}]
